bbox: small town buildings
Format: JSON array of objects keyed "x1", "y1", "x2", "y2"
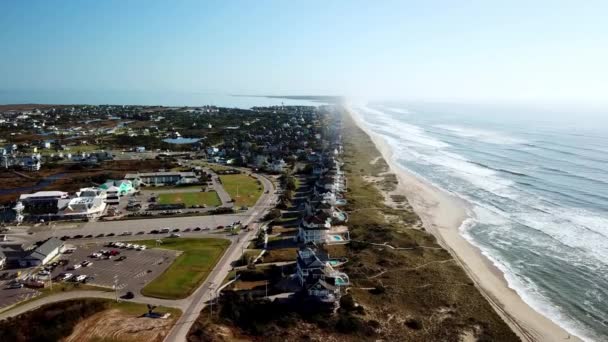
[
  {"x1": 19, "y1": 237, "x2": 64, "y2": 267},
  {"x1": 125, "y1": 171, "x2": 199, "y2": 186},
  {"x1": 99, "y1": 180, "x2": 135, "y2": 204},
  {"x1": 296, "y1": 244, "x2": 349, "y2": 303}
]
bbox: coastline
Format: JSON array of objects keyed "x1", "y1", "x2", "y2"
[{"x1": 345, "y1": 105, "x2": 579, "y2": 342}]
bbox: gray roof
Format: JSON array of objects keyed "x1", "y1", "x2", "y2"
[{"x1": 27, "y1": 237, "x2": 63, "y2": 260}]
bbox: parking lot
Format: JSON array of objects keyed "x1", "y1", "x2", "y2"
[
  {"x1": 0, "y1": 279, "x2": 40, "y2": 311},
  {"x1": 49, "y1": 242, "x2": 179, "y2": 293}
]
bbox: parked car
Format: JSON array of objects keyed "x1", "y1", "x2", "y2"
[
  {"x1": 122, "y1": 291, "x2": 134, "y2": 299},
  {"x1": 8, "y1": 282, "x2": 23, "y2": 289},
  {"x1": 184, "y1": 228, "x2": 191, "y2": 232},
  {"x1": 75, "y1": 275, "x2": 87, "y2": 282},
  {"x1": 172, "y1": 228, "x2": 180, "y2": 233},
  {"x1": 194, "y1": 227, "x2": 201, "y2": 231},
  {"x1": 121, "y1": 231, "x2": 133, "y2": 236},
  {"x1": 82, "y1": 261, "x2": 93, "y2": 267},
  {"x1": 136, "y1": 245, "x2": 147, "y2": 251},
  {"x1": 69, "y1": 264, "x2": 81, "y2": 270},
  {"x1": 150, "y1": 229, "x2": 160, "y2": 234},
  {"x1": 107, "y1": 233, "x2": 115, "y2": 237},
  {"x1": 74, "y1": 235, "x2": 84, "y2": 239},
  {"x1": 61, "y1": 273, "x2": 73, "y2": 281},
  {"x1": 169, "y1": 233, "x2": 181, "y2": 238}
]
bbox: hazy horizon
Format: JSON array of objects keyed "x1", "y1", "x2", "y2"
[{"x1": 2, "y1": 1, "x2": 608, "y2": 109}]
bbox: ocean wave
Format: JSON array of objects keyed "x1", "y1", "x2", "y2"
[{"x1": 434, "y1": 124, "x2": 528, "y2": 145}]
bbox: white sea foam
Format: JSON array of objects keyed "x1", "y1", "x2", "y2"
[
  {"x1": 435, "y1": 124, "x2": 528, "y2": 145},
  {"x1": 379, "y1": 105, "x2": 412, "y2": 114},
  {"x1": 459, "y1": 209, "x2": 602, "y2": 342}
]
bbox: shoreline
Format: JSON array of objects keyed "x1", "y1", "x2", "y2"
[{"x1": 345, "y1": 105, "x2": 579, "y2": 342}]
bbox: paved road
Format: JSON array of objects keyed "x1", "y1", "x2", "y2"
[
  {"x1": 0, "y1": 290, "x2": 186, "y2": 320},
  {"x1": 163, "y1": 173, "x2": 276, "y2": 342},
  {"x1": 200, "y1": 166, "x2": 233, "y2": 208}
]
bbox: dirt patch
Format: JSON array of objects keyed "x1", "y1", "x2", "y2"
[{"x1": 64, "y1": 308, "x2": 176, "y2": 342}]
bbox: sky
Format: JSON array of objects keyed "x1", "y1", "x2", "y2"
[{"x1": 1, "y1": 0, "x2": 608, "y2": 107}]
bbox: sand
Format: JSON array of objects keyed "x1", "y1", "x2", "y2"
[{"x1": 345, "y1": 105, "x2": 580, "y2": 342}]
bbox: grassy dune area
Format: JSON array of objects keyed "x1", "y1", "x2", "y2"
[
  {"x1": 136, "y1": 238, "x2": 230, "y2": 299},
  {"x1": 219, "y1": 174, "x2": 263, "y2": 207},
  {"x1": 0, "y1": 299, "x2": 180, "y2": 342},
  {"x1": 339, "y1": 109, "x2": 518, "y2": 341},
  {"x1": 157, "y1": 191, "x2": 221, "y2": 207}
]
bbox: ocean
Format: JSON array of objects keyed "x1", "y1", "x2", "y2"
[
  {"x1": 354, "y1": 102, "x2": 608, "y2": 342},
  {"x1": 0, "y1": 89, "x2": 321, "y2": 108}
]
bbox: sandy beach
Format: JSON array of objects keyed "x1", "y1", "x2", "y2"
[{"x1": 346, "y1": 105, "x2": 580, "y2": 342}]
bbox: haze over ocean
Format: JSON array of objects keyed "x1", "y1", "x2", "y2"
[{"x1": 355, "y1": 102, "x2": 608, "y2": 341}]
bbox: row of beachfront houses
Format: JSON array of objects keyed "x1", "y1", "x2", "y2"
[{"x1": 292, "y1": 145, "x2": 351, "y2": 305}]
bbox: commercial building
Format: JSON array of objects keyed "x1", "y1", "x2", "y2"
[
  {"x1": 124, "y1": 171, "x2": 199, "y2": 186},
  {"x1": 19, "y1": 237, "x2": 64, "y2": 267}
]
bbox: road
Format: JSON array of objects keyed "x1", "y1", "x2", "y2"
[
  {"x1": 163, "y1": 173, "x2": 276, "y2": 342},
  {"x1": 0, "y1": 290, "x2": 186, "y2": 321}
]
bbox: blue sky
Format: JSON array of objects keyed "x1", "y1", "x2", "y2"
[{"x1": 1, "y1": 0, "x2": 607, "y2": 107}]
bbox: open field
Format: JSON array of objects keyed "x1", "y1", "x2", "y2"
[
  {"x1": 134, "y1": 238, "x2": 230, "y2": 299},
  {"x1": 219, "y1": 174, "x2": 263, "y2": 207},
  {"x1": 0, "y1": 298, "x2": 179, "y2": 342},
  {"x1": 65, "y1": 301, "x2": 181, "y2": 342},
  {"x1": 157, "y1": 191, "x2": 221, "y2": 207}
]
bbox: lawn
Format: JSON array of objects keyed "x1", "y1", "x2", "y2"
[
  {"x1": 134, "y1": 238, "x2": 230, "y2": 299},
  {"x1": 219, "y1": 174, "x2": 263, "y2": 207},
  {"x1": 157, "y1": 191, "x2": 221, "y2": 207}
]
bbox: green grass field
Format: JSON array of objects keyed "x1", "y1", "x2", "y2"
[
  {"x1": 219, "y1": 174, "x2": 262, "y2": 207},
  {"x1": 157, "y1": 191, "x2": 221, "y2": 207},
  {"x1": 135, "y1": 238, "x2": 230, "y2": 299}
]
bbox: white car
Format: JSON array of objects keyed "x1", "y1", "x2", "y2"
[
  {"x1": 90, "y1": 252, "x2": 102, "y2": 258},
  {"x1": 115, "y1": 242, "x2": 125, "y2": 248},
  {"x1": 75, "y1": 275, "x2": 87, "y2": 282},
  {"x1": 69, "y1": 264, "x2": 81, "y2": 270},
  {"x1": 126, "y1": 244, "x2": 134, "y2": 249},
  {"x1": 62, "y1": 273, "x2": 73, "y2": 281},
  {"x1": 82, "y1": 261, "x2": 93, "y2": 267},
  {"x1": 137, "y1": 245, "x2": 146, "y2": 251},
  {"x1": 169, "y1": 233, "x2": 181, "y2": 238}
]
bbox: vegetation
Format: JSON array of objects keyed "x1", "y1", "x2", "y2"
[
  {"x1": 219, "y1": 174, "x2": 262, "y2": 207},
  {"x1": 0, "y1": 299, "x2": 108, "y2": 342},
  {"x1": 0, "y1": 299, "x2": 180, "y2": 342},
  {"x1": 157, "y1": 191, "x2": 221, "y2": 207},
  {"x1": 135, "y1": 238, "x2": 230, "y2": 299}
]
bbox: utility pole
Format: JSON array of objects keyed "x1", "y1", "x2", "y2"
[
  {"x1": 113, "y1": 275, "x2": 119, "y2": 302},
  {"x1": 209, "y1": 282, "x2": 216, "y2": 318}
]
